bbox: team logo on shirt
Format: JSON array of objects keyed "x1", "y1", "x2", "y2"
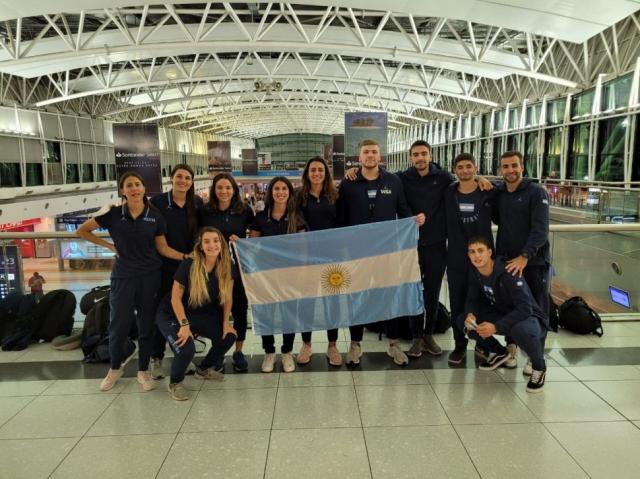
[
  {"x1": 142, "y1": 217, "x2": 156, "y2": 223},
  {"x1": 321, "y1": 264, "x2": 352, "y2": 294},
  {"x1": 380, "y1": 188, "x2": 392, "y2": 195}
]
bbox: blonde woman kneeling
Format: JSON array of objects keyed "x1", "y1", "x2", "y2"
[{"x1": 155, "y1": 227, "x2": 237, "y2": 400}]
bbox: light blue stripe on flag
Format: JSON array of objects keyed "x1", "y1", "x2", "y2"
[
  {"x1": 234, "y1": 217, "x2": 424, "y2": 335},
  {"x1": 249, "y1": 283, "x2": 423, "y2": 336},
  {"x1": 236, "y1": 217, "x2": 416, "y2": 273}
]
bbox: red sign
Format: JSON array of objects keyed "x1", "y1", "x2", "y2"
[{"x1": 0, "y1": 218, "x2": 41, "y2": 231}]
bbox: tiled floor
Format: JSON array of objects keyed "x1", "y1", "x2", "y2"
[{"x1": 1, "y1": 326, "x2": 640, "y2": 478}]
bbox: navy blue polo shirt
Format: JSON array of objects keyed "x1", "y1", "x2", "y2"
[
  {"x1": 252, "y1": 209, "x2": 306, "y2": 237},
  {"x1": 95, "y1": 204, "x2": 166, "y2": 278},
  {"x1": 298, "y1": 193, "x2": 336, "y2": 231},
  {"x1": 158, "y1": 258, "x2": 239, "y2": 318},
  {"x1": 199, "y1": 204, "x2": 255, "y2": 241},
  {"x1": 150, "y1": 191, "x2": 203, "y2": 272}
]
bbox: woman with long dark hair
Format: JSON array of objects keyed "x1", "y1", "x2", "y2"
[
  {"x1": 77, "y1": 171, "x2": 186, "y2": 392},
  {"x1": 250, "y1": 176, "x2": 306, "y2": 373},
  {"x1": 199, "y1": 172, "x2": 254, "y2": 372},
  {"x1": 148, "y1": 164, "x2": 203, "y2": 379},
  {"x1": 155, "y1": 227, "x2": 237, "y2": 400},
  {"x1": 295, "y1": 157, "x2": 342, "y2": 366}
]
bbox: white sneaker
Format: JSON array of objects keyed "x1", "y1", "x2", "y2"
[
  {"x1": 504, "y1": 344, "x2": 518, "y2": 369},
  {"x1": 523, "y1": 359, "x2": 533, "y2": 376},
  {"x1": 137, "y1": 370, "x2": 156, "y2": 391},
  {"x1": 281, "y1": 353, "x2": 296, "y2": 373},
  {"x1": 387, "y1": 342, "x2": 408, "y2": 366},
  {"x1": 346, "y1": 341, "x2": 362, "y2": 365},
  {"x1": 261, "y1": 353, "x2": 276, "y2": 373},
  {"x1": 100, "y1": 368, "x2": 122, "y2": 392},
  {"x1": 150, "y1": 358, "x2": 164, "y2": 380}
]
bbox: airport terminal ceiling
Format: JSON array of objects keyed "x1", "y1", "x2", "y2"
[{"x1": 0, "y1": 1, "x2": 639, "y2": 139}]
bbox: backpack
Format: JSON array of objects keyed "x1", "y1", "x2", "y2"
[
  {"x1": 80, "y1": 285, "x2": 110, "y2": 315},
  {"x1": 364, "y1": 317, "x2": 413, "y2": 341},
  {"x1": 0, "y1": 292, "x2": 38, "y2": 351},
  {"x1": 81, "y1": 296, "x2": 111, "y2": 361},
  {"x1": 433, "y1": 302, "x2": 451, "y2": 334},
  {"x1": 549, "y1": 295, "x2": 560, "y2": 332},
  {"x1": 558, "y1": 296, "x2": 603, "y2": 336},
  {"x1": 33, "y1": 289, "x2": 76, "y2": 342},
  {"x1": 79, "y1": 290, "x2": 138, "y2": 363}
]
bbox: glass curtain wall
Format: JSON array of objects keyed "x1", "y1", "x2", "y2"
[
  {"x1": 491, "y1": 137, "x2": 503, "y2": 175},
  {"x1": 634, "y1": 114, "x2": 640, "y2": 181},
  {"x1": 602, "y1": 74, "x2": 632, "y2": 111},
  {"x1": 0, "y1": 136, "x2": 22, "y2": 186},
  {"x1": 567, "y1": 123, "x2": 590, "y2": 180},
  {"x1": 524, "y1": 131, "x2": 539, "y2": 178},
  {"x1": 596, "y1": 117, "x2": 626, "y2": 181},
  {"x1": 543, "y1": 128, "x2": 562, "y2": 178}
]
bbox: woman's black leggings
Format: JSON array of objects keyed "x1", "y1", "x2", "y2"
[
  {"x1": 156, "y1": 304, "x2": 236, "y2": 384},
  {"x1": 231, "y1": 279, "x2": 248, "y2": 342},
  {"x1": 301, "y1": 329, "x2": 339, "y2": 343}
]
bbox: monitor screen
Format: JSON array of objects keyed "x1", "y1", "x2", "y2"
[{"x1": 609, "y1": 286, "x2": 631, "y2": 309}]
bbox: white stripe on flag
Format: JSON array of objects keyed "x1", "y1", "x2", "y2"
[{"x1": 242, "y1": 248, "x2": 421, "y2": 306}]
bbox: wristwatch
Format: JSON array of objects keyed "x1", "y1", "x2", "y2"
[
  {"x1": 521, "y1": 251, "x2": 530, "y2": 259},
  {"x1": 179, "y1": 318, "x2": 189, "y2": 327}
]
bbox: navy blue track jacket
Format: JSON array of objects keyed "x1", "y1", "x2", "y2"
[
  {"x1": 397, "y1": 163, "x2": 454, "y2": 247},
  {"x1": 464, "y1": 257, "x2": 549, "y2": 335},
  {"x1": 494, "y1": 179, "x2": 550, "y2": 266},
  {"x1": 336, "y1": 168, "x2": 412, "y2": 225}
]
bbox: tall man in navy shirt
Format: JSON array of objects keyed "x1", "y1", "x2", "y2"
[
  {"x1": 494, "y1": 151, "x2": 551, "y2": 367},
  {"x1": 337, "y1": 139, "x2": 424, "y2": 366},
  {"x1": 444, "y1": 153, "x2": 496, "y2": 365},
  {"x1": 397, "y1": 141, "x2": 455, "y2": 358}
]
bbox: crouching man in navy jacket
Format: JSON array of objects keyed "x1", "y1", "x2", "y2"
[{"x1": 458, "y1": 236, "x2": 549, "y2": 393}]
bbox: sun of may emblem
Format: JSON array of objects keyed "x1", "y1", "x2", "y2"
[{"x1": 321, "y1": 264, "x2": 352, "y2": 294}]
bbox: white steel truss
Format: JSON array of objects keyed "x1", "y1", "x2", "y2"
[{"x1": 0, "y1": 2, "x2": 638, "y2": 137}]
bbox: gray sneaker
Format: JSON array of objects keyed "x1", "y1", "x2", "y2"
[
  {"x1": 387, "y1": 343, "x2": 408, "y2": 366},
  {"x1": 150, "y1": 358, "x2": 164, "y2": 380},
  {"x1": 346, "y1": 341, "x2": 362, "y2": 365},
  {"x1": 422, "y1": 335, "x2": 443, "y2": 356},
  {"x1": 194, "y1": 367, "x2": 225, "y2": 381},
  {"x1": 406, "y1": 338, "x2": 423, "y2": 358},
  {"x1": 168, "y1": 382, "x2": 189, "y2": 401}
]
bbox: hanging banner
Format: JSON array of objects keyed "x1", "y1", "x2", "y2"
[
  {"x1": 0, "y1": 245, "x2": 23, "y2": 299},
  {"x1": 345, "y1": 112, "x2": 388, "y2": 169},
  {"x1": 241, "y1": 149, "x2": 258, "y2": 176},
  {"x1": 332, "y1": 134, "x2": 345, "y2": 180},
  {"x1": 207, "y1": 140, "x2": 232, "y2": 176},
  {"x1": 258, "y1": 152, "x2": 272, "y2": 171},
  {"x1": 113, "y1": 123, "x2": 162, "y2": 195}
]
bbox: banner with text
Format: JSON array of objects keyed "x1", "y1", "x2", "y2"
[
  {"x1": 113, "y1": 123, "x2": 162, "y2": 195},
  {"x1": 332, "y1": 134, "x2": 345, "y2": 180},
  {"x1": 345, "y1": 112, "x2": 387, "y2": 170},
  {"x1": 207, "y1": 140, "x2": 232, "y2": 176},
  {"x1": 241, "y1": 149, "x2": 258, "y2": 176}
]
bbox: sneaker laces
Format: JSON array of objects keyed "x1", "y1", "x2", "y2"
[{"x1": 530, "y1": 369, "x2": 544, "y2": 383}]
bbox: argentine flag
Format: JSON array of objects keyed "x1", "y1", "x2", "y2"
[{"x1": 234, "y1": 217, "x2": 424, "y2": 336}]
